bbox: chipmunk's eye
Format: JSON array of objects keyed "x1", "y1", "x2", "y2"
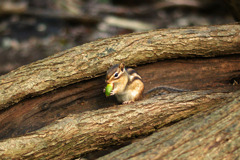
[{"x1": 114, "y1": 72, "x2": 119, "y2": 78}]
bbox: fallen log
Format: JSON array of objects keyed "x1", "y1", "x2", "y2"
[
  {"x1": 1, "y1": 55, "x2": 240, "y2": 140},
  {"x1": 0, "y1": 90, "x2": 239, "y2": 160},
  {"x1": 0, "y1": 24, "x2": 240, "y2": 159},
  {"x1": 1, "y1": 24, "x2": 240, "y2": 110},
  {"x1": 99, "y1": 91, "x2": 240, "y2": 160}
]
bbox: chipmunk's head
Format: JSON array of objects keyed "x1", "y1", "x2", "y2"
[
  {"x1": 106, "y1": 63, "x2": 128, "y2": 92},
  {"x1": 106, "y1": 63, "x2": 126, "y2": 83}
]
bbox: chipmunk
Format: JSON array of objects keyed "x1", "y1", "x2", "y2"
[
  {"x1": 104, "y1": 63, "x2": 188, "y2": 104},
  {"x1": 104, "y1": 63, "x2": 144, "y2": 104}
]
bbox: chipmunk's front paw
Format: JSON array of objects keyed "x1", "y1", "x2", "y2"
[
  {"x1": 110, "y1": 90, "x2": 115, "y2": 96},
  {"x1": 123, "y1": 101, "x2": 134, "y2": 104}
]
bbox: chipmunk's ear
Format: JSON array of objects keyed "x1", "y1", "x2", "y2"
[{"x1": 119, "y1": 63, "x2": 125, "y2": 72}]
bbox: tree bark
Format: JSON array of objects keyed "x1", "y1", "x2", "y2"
[
  {"x1": 0, "y1": 24, "x2": 240, "y2": 110},
  {"x1": 0, "y1": 90, "x2": 239, "y2": 160},
  {"x1": 1, "y1": 55, "x2": 240, "y2": 140},
  {"x1": 99, "y1": 92, "x2": 240, "y2": 160},
  {"x1": 0, "y1": 24, "x2": 240, "y2": 159}
]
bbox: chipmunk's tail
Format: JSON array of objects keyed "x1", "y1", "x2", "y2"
[{"x1": 144, "y1": 86, "x2": 189, "y2": 98}]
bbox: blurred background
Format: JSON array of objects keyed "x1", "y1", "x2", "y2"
[{"x1": 0, "y1": 0, "x2": 235, "y2": 76}]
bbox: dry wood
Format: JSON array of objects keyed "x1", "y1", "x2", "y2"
[
  {"x1": 1, "y1": 56, "x2": 240, "y2": 140},
  {"x1": 99, "y1": 91, "x2": 240, "y2": 160},
  {"x1": 0, "y1": 24, "x2": 240, "y2": 111},
  {"x1": 0, "y1": 1, "x2": 27, "y2": 14},
  {"x1": 103, "y1": 16, "x2": 156, "y2": 31},
  {"x1": 0, "y1": 24, "x2": 240, "y2": 159},
  {"x1": 0, "y1": 90, "x2": 239, "y2": 160},
  {"x1": 0, "y1": 1, "x2": 98, "y2": 23}
]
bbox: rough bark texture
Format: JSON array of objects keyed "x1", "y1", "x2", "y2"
[
  {"x1": 0, "y1": 90, "x2": 239, "y2": 160},
  {"x1": 0, "y1": 24, "x2": 240, "y2": 160},
  {"x1": 99, "y1": 92, "x2": 240, "y2": 160},
  {"x1": 0, "y1": 55, "x2": 240, "y2": 140},
  {"x1": 1, "y1": 24, "x2": 240, "y2": 110}
]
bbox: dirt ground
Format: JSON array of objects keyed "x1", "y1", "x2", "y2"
[{"x1": 0, "y1": 0, "x2": 235, "y2": 75}]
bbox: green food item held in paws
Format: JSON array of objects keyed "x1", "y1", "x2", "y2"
[{"x1": 105, "y1": 83, "x2": 113, "y2": 97}]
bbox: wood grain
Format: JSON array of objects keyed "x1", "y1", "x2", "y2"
[
  {"x1": 99, "y1": 92, "x2": 240, "y2": 160},
  {"x1": 0, "y1": 56, "x2": 239, "y2": 140},
  {"x1": 0, "y1": 90, "x2": 239, "y2": 159},
  {"x1": 1, "y1": 24, "x2": 240, "y2": 110}
]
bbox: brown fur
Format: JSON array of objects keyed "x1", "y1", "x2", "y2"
[{"x1": 105, "y1": 63, "x2": 144, "y2": 103}]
